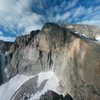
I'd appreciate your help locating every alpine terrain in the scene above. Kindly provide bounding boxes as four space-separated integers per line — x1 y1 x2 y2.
0 23 100 100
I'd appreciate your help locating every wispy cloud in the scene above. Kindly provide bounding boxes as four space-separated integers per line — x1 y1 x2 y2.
0 0 99 42
44 0 100 26
74 5 100 26
79 20 100 26
65 0 79 10
0 36 15 42
0 0 44 35
54 12 70 23
73 6 86 17
0 31 3 35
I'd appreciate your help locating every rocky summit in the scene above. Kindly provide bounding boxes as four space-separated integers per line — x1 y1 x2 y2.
0 23 100 100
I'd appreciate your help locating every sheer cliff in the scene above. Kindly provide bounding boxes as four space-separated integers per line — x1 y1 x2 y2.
0 23 100 100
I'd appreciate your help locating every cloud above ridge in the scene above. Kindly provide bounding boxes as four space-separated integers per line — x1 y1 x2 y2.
0 0 100 41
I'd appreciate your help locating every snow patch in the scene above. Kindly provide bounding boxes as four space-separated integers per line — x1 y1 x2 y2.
0 71 60 100
68 26 73 28
75 32 88 38
75 32 79 34
0 74 31 100
29 71 59 100
96 35 100 41
81 34 87 37
37 71 54 86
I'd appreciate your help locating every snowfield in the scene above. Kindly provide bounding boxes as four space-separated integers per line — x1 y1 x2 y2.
0 75 31 100
0 71 60 100
96 35 100 41
29 71 59 100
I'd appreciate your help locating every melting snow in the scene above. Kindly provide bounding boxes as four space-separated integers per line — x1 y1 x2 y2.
81 34 87 37
0 74 31 100
0 71 60 100
68 26 73 28
96 36 100 41
29 71 59 100
75 32 79 34
75 32 88 38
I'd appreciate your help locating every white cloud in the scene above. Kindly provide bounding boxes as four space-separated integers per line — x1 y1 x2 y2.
94 6 100 12
0 31 3 35
78 20 100 26
0 0 100 38
65 0 79 10
55 12 70 22
50 0 100 26
0 36 15 42
0 0 44 35
66 5 100 26
73 6 86 17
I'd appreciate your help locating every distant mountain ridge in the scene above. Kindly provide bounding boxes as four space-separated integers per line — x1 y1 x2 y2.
63 24 100 38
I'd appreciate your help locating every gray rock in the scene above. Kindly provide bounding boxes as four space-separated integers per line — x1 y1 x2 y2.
1 23 100 99
39 90 73 100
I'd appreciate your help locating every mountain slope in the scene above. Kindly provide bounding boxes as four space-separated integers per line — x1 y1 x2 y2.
0 23 100 100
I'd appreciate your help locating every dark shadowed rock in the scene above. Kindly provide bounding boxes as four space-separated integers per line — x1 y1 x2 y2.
39 90 73 100
0 40 13 84
0 40 13 52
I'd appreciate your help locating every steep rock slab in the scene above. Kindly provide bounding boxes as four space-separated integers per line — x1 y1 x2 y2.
39 23 100 99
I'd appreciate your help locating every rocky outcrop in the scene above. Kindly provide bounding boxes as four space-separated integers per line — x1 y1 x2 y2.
0 55 3 84
39 90 73 100
5 30 40 78
0 30 40 84
0 41 13 84
0 40 13 52
14 30 40 48
38 23 73 52
1 23 100 100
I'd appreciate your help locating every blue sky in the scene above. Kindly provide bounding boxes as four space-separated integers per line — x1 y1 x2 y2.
0 0 100 41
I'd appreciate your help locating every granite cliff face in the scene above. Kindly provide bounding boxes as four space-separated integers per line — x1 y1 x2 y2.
0 23 100 100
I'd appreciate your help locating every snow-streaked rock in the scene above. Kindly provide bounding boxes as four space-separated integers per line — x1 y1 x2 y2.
29 71 59 100
0 74 31 100
81 34 87 37
0 71 60 100
96 35 100 41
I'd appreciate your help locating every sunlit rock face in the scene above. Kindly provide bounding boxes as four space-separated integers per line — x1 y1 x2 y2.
0 23 100 100
38 23 100 99
38 23 73 52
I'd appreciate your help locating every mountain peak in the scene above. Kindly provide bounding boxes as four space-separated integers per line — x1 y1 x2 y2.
0 23 100 100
